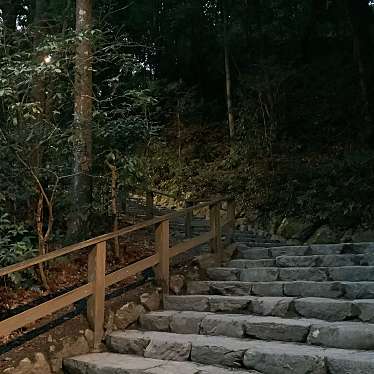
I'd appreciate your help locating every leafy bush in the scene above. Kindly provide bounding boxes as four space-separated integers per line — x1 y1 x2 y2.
0 197 37 286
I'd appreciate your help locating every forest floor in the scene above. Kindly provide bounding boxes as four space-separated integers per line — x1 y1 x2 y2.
0 279 156 371
0 226 158 371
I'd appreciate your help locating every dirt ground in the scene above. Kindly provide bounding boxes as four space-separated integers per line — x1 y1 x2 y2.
0 227 159 372
0 278 155 372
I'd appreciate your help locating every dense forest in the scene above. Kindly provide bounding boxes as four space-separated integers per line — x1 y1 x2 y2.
1 0 374 279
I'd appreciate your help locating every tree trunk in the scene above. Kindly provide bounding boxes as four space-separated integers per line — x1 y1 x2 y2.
223 0 234 140
346 0 374 145
1 0 17 31
300 0 325 63
32 0 49 289
70 0 93 238
36 190 49 289
106 161 120 258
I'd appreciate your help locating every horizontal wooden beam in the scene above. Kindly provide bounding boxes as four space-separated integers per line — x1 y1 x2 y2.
170 232 213 258
0 283 93 338
105 254 159 287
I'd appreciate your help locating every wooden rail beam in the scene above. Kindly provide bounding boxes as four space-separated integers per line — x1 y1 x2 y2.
105 254 159 287
170 232 213 258
0 283 93 338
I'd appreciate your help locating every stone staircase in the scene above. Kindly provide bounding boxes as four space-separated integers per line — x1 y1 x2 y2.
63 228 374 373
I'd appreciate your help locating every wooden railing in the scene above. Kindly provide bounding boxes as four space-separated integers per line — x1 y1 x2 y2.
0 197 235 350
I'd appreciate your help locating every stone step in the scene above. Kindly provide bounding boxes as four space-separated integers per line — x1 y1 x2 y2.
275 253 374 267
139 310 374 349
207 266 374 282
164 294 374 322
106 330 374 374
236 242 285 249
235 247 273 260
228 259 276 268
187 280 374 299
237 243 374 260
63 353 258 374
231 254 374 268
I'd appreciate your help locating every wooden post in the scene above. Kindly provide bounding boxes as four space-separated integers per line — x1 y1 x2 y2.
185 200 193 238
146 191 154 218
155 219 170 294
209 202 222 262
87 241 106 351
227 199 236 243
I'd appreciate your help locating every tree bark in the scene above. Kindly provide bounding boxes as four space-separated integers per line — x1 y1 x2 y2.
300 0 325 63
223 0 235 140
346 0 374 145
1 0 17 31
106 160 120 258
70 0 93 238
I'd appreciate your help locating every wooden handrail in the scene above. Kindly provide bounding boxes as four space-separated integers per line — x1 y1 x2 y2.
0 198 226 277
0 196 235 350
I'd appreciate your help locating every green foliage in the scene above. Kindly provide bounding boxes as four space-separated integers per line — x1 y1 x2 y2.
0 195 37 286
1 0 374 278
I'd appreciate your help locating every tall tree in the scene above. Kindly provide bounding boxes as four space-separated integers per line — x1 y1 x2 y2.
70 0 93 237
223 0 235 140
346 0 374 145
1 0 18 31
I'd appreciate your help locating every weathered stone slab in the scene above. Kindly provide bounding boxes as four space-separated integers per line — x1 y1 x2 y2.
284 281 344 298
353 299 374 322
270 246 309 258
329 266 374 281
144 337 191 361
63 353 165 373
325 350 374 374
207 268 240 281
200 315 245 338
309 244 345 255
279 268 328 281
191 335 251 368
107 330 151 355
276 254 374 268
276 255 316 267
164 295 209 312
251 282 284 297
240 268 279 282
207 295 253 313
294 298 353 321
236 247 270 260
115 302 145 329
228 259 275 268
140 311 174 332
187 282 210 295
209 281 252 296
308 322 374 350
237 242 284 248
243 341 327 374
243 316 310 342
251 297 295 317
343 282 374 299
171 311 209 334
